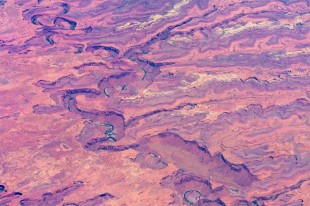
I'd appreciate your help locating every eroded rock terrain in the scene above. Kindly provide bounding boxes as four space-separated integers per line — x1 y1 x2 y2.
0 0 310 205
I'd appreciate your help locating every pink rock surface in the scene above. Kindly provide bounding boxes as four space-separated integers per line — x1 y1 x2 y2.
0 0 310 205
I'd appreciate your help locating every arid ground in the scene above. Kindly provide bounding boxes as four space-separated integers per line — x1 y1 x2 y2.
0 0 310 205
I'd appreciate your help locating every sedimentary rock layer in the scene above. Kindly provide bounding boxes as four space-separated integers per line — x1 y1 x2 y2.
0 0 309 205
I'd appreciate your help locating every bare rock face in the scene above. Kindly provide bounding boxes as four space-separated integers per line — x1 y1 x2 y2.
0 0 309 205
